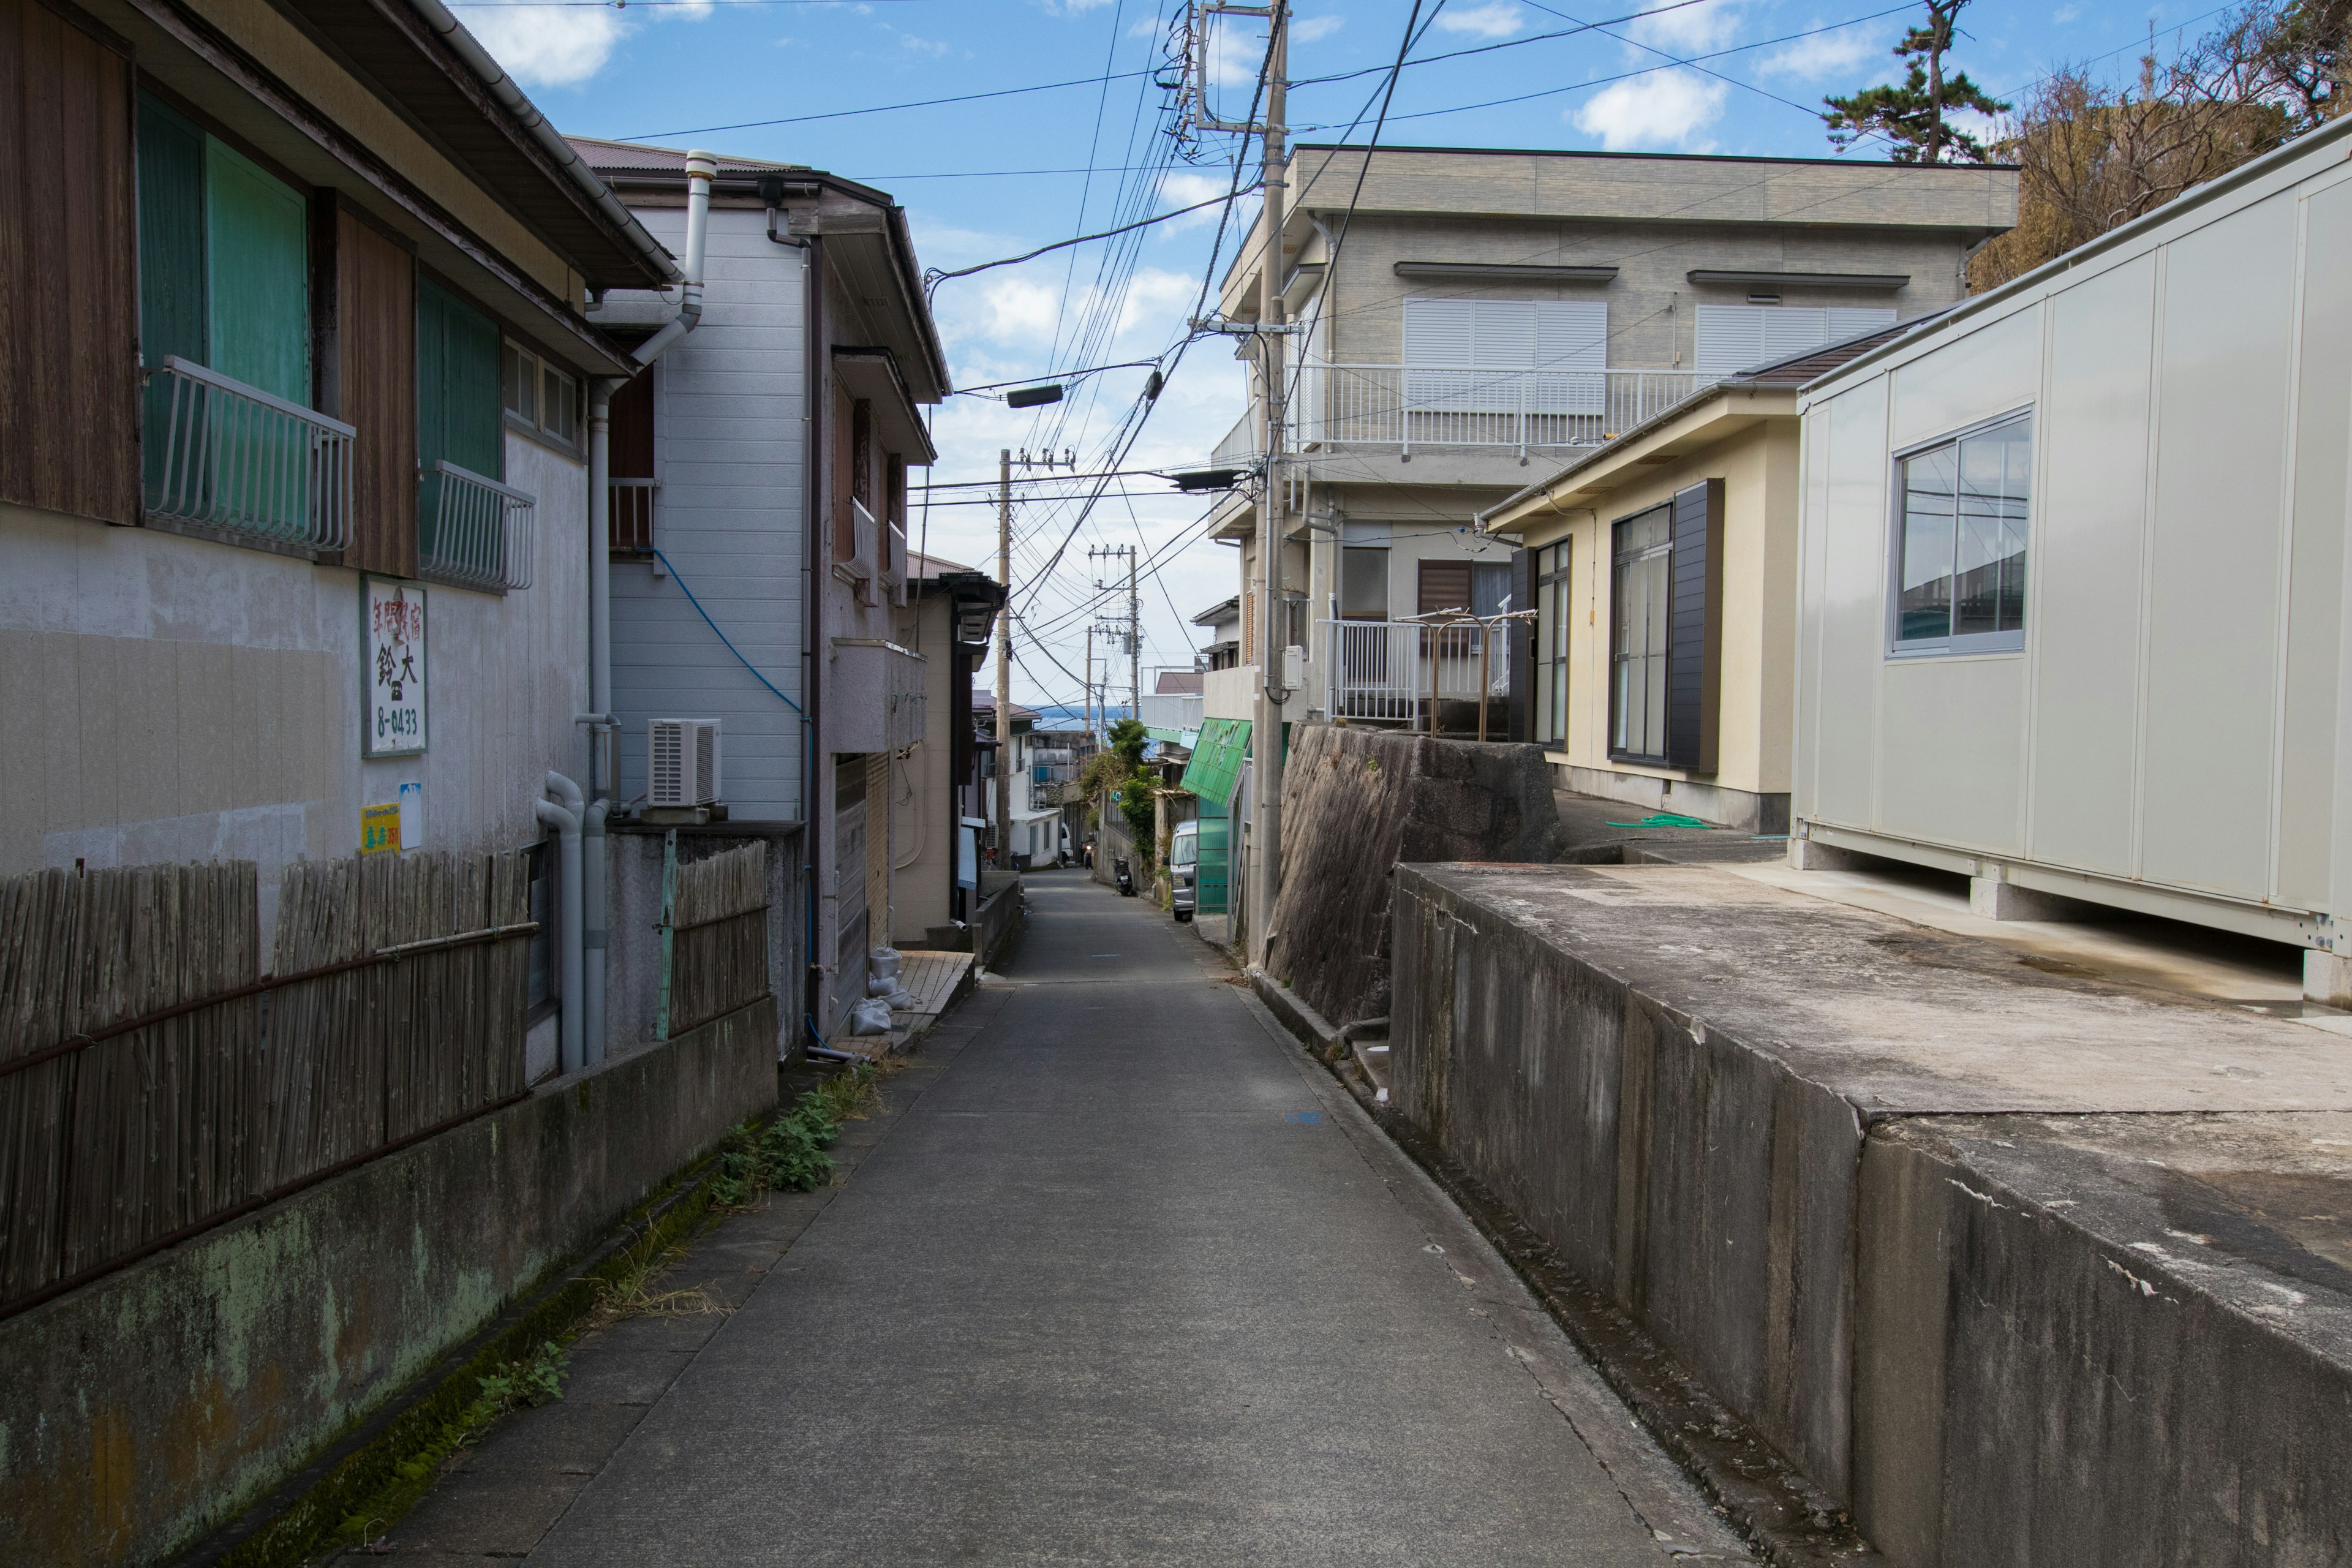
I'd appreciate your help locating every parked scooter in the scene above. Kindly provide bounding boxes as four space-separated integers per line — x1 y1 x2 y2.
1113 856 1136 897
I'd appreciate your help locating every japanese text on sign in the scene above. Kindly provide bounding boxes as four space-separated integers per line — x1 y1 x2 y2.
364 579 427 756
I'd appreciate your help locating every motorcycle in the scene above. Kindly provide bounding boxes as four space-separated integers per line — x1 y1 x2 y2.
1113 856 1136 897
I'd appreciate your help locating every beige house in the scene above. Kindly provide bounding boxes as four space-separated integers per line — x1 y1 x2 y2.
1480 328 1914 831
1205 144 2015 735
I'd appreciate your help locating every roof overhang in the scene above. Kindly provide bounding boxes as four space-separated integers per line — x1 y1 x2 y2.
833 349 938 464
1484 384 1797 533
1687 269 1909 291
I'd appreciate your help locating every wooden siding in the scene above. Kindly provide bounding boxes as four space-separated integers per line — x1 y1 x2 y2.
609 367 654 477
335 207 416 577
0 0 138 525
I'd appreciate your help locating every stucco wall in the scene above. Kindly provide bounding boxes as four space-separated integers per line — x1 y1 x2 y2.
0 429 587 929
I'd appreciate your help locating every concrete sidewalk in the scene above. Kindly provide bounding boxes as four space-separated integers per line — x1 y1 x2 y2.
364 867 1749 1564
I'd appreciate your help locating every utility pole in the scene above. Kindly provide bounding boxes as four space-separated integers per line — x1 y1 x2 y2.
1128 546 1142 722
1250 0 1289 968
1084 625 1094 743
995 447 1012 873
1088 543 1138 726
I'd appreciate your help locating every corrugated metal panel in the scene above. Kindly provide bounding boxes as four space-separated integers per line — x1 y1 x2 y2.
1180 718 1251 807
0 0 138 524
337 207 415 576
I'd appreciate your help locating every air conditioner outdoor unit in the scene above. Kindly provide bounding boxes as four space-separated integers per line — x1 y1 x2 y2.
648 718 722 807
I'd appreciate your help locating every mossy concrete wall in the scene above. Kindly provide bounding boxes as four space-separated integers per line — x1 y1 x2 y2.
0 997 777 1568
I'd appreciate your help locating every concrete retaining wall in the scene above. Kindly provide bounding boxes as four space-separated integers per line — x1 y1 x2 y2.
1390 862 2352 1566
0 998 777 1568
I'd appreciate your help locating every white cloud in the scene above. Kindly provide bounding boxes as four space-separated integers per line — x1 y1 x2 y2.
1434 2 1525 39
1757 27 1883 79
1206 13 1270 86
1626 0 1743 52
466 2 627 88
1572 69 1729 150
1290 13 1345 43
1156 170 1239 232
897 31 951 56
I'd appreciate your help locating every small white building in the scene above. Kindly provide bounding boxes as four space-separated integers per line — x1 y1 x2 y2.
1790 115 2352 1004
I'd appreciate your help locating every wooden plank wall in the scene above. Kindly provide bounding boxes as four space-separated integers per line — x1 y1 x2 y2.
331 205 418 576
0 852 527 1317
0 0 139 525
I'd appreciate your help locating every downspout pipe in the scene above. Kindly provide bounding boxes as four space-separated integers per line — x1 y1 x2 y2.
582 797 609 1065
534 786 584 1076
398 0 682 290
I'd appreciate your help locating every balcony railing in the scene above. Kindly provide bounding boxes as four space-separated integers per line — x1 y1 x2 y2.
420 460 535 592
1213 408 1260 469
1297 363 1703 457
1328 618 1512 726
141 355 353 553
610 477 656 553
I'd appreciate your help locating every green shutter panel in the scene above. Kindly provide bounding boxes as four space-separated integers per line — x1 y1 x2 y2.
415 276 503 558
203 138 309 405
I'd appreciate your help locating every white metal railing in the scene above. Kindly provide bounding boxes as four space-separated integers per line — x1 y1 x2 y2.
142 355 353 552
1297 364 1703 456
1213 409 1260 469
1327 618 1513 727
420 460 535 592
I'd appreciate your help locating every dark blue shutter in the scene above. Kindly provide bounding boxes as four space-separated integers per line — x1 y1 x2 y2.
1665 479 1722 772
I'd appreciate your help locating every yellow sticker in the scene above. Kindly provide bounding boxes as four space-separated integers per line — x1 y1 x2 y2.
361 802 402 856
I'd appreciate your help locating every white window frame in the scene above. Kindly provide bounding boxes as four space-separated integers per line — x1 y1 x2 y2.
1885 407 2034 659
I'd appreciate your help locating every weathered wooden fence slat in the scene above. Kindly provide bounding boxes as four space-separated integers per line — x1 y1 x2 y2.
659 842 770 1039
0 852 528 1317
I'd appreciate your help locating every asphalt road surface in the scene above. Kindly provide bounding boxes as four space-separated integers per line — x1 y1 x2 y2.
382 868 1751 1566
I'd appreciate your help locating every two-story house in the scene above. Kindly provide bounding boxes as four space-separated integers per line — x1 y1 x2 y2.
1203 143 2016 738
971 690 1063 870
574 140 949 1042
1 0 679 1077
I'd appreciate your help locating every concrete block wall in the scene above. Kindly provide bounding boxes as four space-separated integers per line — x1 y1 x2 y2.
1389 861 2352 1565
0 1000 776 1567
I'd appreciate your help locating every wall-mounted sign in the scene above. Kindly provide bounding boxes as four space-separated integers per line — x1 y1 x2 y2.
361 802 401 855
363 578 427 757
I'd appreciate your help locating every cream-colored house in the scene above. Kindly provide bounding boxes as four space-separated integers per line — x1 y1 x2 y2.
1205 144 2015 734
1480 328 1913 831
1790 115 2352 1005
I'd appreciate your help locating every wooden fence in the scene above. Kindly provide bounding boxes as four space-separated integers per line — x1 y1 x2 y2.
657 838 770 1039
0 853 530 1319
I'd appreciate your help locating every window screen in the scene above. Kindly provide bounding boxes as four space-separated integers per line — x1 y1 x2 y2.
1895 415 2030 651
1610 507 1672 761
1403 297 1608 415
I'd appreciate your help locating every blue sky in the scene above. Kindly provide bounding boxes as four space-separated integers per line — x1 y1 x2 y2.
458 0 2230 709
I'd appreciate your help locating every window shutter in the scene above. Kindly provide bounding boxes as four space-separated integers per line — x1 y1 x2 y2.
1693 306 1767 375
1534 301 1607 371
138 96 208 512
1665 478 1723 772
1761 306 1831 360
1828 306 1897 338
1403 298 1476 366
1468 300 1537 369
1417 559 1474 616
205 140 309 406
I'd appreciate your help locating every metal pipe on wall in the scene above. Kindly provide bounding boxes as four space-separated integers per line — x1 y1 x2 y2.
582 797 609 1064
534 783 584 1074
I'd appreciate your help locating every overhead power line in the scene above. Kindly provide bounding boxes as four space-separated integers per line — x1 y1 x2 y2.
925 185 1264 289
627 67 1156 140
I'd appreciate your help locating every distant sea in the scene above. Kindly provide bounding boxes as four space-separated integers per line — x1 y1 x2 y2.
1027 703 1132 734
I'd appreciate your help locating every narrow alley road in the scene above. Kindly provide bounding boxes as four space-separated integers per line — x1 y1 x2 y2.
441 870 1750 1565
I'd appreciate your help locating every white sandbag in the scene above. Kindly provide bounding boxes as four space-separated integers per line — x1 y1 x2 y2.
867 971 898 997
848 997 893 1036
884 987 918 1009
867 946 903 981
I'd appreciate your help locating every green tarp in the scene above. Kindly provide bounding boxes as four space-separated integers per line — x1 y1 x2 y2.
1179 717 1251 807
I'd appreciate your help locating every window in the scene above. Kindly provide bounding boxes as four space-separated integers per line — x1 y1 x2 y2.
502 339 581 450
1537 542 1570 745
1341 547 1389 620
1418 559 1472 617
1693 305 1894 377
1403 297 1608 415
1610 507 1672 762
1893 414 2031 654
1471 561 1512 617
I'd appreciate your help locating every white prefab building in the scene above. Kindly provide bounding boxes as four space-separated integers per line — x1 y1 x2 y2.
1790 116 2352 1003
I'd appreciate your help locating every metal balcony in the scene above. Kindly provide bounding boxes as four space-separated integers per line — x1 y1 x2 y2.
1297 363 1703 458
141 355 353 554
610 477 657 553
1327 619 1511 726
420 460 535 592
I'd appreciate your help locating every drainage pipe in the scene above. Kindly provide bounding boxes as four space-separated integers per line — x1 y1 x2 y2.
632 152 715 367
533 791 584 1075
583 796 610 1064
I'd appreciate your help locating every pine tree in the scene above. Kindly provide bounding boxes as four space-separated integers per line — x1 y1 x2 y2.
1824 0 2011 162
